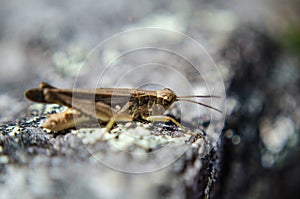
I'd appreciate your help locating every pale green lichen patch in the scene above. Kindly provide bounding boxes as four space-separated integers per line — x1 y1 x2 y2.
73 122 194 154
0 155 9 164
27 104 68 116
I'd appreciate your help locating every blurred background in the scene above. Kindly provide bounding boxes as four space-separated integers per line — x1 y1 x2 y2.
0 0 299 198
0 0 299 121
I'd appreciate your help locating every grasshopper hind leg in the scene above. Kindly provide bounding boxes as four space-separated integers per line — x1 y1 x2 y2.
42 108 90 131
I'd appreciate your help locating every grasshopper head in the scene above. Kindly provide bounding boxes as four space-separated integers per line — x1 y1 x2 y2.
157 88 177 109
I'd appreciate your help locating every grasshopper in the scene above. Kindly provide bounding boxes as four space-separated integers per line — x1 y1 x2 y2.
25 82 222 131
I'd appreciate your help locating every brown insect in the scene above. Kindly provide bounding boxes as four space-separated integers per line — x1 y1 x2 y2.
25 82 222 131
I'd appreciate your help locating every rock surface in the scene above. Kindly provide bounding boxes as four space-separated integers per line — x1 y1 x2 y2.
1 0 300 199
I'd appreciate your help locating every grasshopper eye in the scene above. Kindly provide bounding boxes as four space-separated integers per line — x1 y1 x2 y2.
164 95 174 102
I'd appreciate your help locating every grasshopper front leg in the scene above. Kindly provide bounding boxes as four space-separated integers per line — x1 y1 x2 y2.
142 115 185 131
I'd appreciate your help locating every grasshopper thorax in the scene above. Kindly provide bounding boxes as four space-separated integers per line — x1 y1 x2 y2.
156 88 177 109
